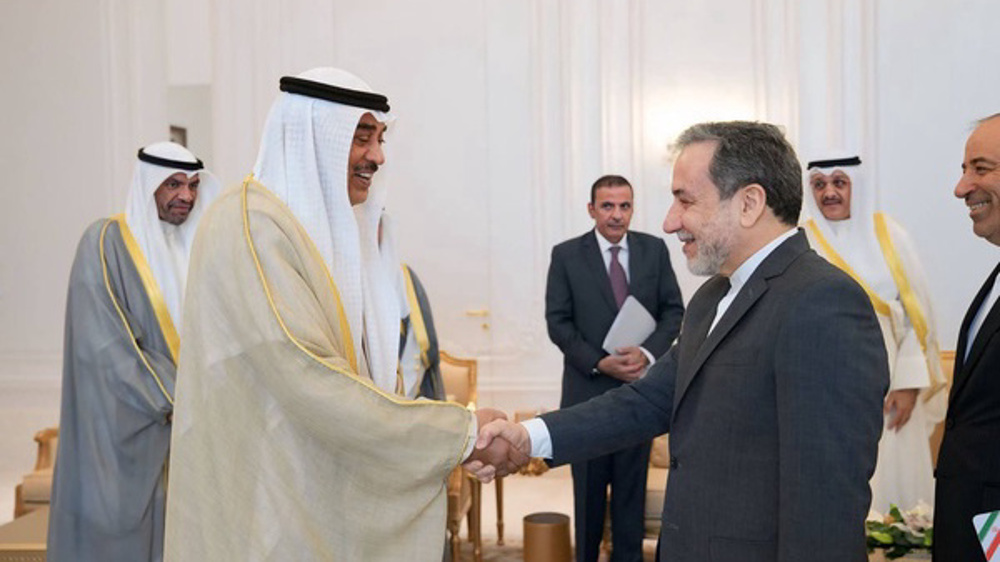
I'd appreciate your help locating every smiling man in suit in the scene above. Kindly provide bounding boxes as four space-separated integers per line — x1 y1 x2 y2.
470 121 888 562
545 174 684 561
934 113 1000 562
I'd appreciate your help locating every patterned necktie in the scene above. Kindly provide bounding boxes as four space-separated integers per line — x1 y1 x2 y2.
609 246 628 309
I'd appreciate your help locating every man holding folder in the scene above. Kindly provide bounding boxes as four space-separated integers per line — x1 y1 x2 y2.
545 174 685 562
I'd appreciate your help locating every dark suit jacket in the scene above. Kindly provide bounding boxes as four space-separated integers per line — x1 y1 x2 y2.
934 262 1000 556
545 229 684 407
938 262 1000 480
541 231 888 562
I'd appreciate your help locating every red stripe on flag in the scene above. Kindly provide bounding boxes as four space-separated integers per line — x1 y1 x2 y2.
987 527 1000 560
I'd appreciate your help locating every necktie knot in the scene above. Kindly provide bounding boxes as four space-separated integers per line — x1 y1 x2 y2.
610 245 621 257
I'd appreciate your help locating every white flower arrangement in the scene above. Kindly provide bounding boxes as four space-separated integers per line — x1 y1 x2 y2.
866 502 933 559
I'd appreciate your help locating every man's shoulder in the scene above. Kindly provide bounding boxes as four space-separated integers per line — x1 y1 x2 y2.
627 230 667 251
73 217 119 260
627 230 664 243
69 217 129 284
783 249 871 302
552 231 594 254
199 181 295 237
79 217 112 242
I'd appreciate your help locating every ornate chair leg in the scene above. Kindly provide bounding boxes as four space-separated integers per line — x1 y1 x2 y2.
469 479 482 562
450 529 460 562
495 476 504 545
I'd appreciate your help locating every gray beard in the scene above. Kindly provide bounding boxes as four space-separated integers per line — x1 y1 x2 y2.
685 210 735 276
686 241 730 276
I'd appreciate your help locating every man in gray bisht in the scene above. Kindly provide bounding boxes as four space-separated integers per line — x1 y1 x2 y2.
47 141 220 562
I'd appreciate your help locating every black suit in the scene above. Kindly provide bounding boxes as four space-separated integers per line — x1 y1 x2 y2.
934 261 1000 562
545 229 684 562
542 231 887 562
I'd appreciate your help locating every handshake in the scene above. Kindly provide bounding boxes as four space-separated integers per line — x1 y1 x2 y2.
463 409 534 483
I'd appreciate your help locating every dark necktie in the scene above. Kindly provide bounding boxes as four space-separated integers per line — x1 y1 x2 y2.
609 246 628 309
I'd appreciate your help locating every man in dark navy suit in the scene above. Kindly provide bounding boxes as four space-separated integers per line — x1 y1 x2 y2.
472 122 888 562
934 113 1000 562
545 174 684 562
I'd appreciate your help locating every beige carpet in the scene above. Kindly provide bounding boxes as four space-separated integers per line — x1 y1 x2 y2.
458 540 525 562
454 465 657 561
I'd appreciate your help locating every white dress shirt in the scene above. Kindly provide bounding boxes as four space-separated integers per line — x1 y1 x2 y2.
595 229 631 282
708 228 797 334
966 269 1000 360
524 228 798 459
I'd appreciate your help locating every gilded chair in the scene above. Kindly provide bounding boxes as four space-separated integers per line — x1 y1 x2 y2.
440 350 483 562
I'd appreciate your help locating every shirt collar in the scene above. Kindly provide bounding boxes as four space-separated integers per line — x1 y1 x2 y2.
594 229 628 253
727 228 797 291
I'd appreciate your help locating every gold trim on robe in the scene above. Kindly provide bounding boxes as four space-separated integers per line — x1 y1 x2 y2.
242 178 360 377
99 219 175 405
805 219 892 317
873 213 947 399
112 214 180 362
402 264 432 368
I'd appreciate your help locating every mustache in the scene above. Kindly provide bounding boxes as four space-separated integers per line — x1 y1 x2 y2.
821 195 843 204
353 163 379 174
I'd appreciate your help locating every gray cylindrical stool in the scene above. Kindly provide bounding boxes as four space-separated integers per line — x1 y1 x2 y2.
523 512 572 562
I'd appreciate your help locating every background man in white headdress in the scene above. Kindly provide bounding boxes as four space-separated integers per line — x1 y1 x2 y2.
164 68 523 561
802 153 946 514
48 141 221 562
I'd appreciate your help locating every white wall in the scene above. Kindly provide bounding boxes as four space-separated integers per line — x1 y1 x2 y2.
167 85 213 166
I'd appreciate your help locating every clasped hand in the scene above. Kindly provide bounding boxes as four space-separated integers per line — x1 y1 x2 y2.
597 346 649 382
463 409 533 483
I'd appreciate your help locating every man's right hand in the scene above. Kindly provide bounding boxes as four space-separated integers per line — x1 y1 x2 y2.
463 420 532 483
597 353 644 382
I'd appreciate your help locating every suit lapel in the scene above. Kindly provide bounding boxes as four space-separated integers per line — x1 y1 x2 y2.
951 262 1000 402
673 231 808 414
673 276 730 410
674 276 770 412
582 231 618 311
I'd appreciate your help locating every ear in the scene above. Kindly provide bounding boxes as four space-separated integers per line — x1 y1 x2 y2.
738 183 767 227
587 202 597 219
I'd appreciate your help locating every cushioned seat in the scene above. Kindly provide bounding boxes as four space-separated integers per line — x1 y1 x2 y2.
14 428 58 518
644 466 667 538
20 468 53 505
644 434 669 539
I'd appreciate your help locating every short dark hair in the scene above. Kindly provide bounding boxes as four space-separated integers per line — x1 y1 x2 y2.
590 174 633 203
673 121 802 226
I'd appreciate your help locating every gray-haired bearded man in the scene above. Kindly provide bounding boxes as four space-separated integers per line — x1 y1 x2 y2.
470 121 888 562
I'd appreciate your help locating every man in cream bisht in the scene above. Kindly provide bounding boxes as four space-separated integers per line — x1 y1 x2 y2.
165 68 520 561
48 142 220 562
803 153 946 514
380 212 446 400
